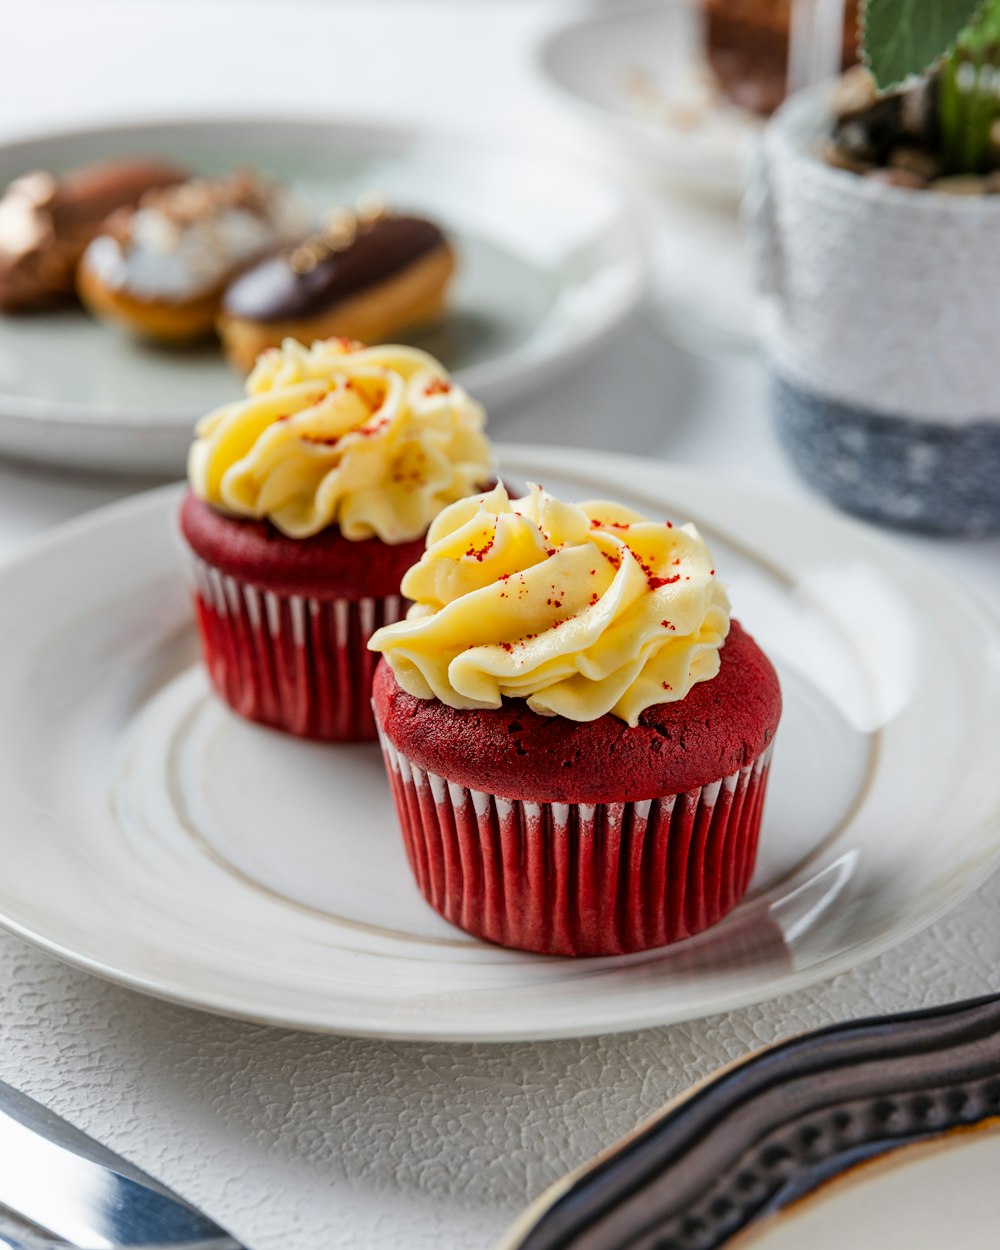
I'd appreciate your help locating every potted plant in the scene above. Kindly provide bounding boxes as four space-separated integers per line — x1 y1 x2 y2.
753 0 1000 535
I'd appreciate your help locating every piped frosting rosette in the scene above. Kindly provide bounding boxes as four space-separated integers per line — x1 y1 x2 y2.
180 337 493 743
369 482 731 725
188 338 492 542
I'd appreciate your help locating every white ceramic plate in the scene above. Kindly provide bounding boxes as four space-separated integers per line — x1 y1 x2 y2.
537 0 760 198
0 445 998 1041
0 119 643 474
504 995 1000 1247
741 1127 1000 1250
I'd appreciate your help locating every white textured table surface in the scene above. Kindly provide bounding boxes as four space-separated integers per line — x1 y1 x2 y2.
2 4 1000 1249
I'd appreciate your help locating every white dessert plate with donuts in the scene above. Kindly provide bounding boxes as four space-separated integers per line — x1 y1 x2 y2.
0 118 644 475
0 445 998 1041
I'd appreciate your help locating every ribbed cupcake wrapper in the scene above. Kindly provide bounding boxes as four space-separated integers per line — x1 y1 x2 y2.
187 552 406 742
376 718 774 956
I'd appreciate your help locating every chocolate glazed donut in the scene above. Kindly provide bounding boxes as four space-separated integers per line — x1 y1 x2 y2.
218 212 455 371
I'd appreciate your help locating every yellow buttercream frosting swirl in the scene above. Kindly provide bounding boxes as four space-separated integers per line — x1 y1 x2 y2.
369 483 731 726
187 338 492 542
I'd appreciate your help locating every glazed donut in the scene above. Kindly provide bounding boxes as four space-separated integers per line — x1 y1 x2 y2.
77 169 308 344
0 158 186 312
218 206 455 373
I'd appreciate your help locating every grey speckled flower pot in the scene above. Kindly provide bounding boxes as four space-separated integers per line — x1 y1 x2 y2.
751 88 1000 536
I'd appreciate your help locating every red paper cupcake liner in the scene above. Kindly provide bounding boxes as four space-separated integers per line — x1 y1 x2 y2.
376 716 774 956
186 552 406 741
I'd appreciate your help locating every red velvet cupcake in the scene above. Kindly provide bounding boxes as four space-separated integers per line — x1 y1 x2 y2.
179 337 492 741
369 483 781 956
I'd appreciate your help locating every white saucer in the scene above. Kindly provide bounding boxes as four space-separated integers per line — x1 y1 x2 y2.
537 0 760 199
744 1126 1000 1250
0 118 643 474
0 445 997 1040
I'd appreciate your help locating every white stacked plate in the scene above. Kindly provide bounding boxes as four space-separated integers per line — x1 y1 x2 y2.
0 446 997 1040
0 118 644 473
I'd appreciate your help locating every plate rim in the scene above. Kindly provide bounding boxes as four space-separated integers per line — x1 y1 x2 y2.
0 112 646 432
500 992 1000 1248
0 444 999 1040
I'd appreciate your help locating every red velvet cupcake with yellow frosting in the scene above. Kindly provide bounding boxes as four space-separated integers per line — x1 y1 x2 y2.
179 337 492 742
369 484 781 956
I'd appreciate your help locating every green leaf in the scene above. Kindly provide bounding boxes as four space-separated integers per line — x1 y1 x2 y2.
862 0 991 89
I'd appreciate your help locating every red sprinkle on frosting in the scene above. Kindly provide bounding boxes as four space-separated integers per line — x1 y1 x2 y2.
464 523 497 562
356 415 390 438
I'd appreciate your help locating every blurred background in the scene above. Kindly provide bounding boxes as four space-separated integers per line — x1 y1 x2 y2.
0 0 768 499
1 0 997 569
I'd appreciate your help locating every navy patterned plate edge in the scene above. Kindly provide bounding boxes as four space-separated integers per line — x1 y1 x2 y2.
501 994 1000 1250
